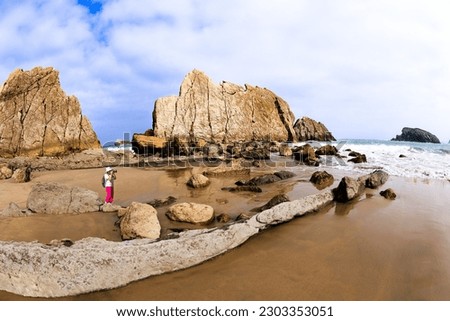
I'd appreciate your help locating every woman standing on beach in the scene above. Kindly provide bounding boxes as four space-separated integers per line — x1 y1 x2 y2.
104 167 117 203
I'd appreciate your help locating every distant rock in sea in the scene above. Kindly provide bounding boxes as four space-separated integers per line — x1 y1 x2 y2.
152 69 334 143
0 67 100 157
391 127 440 144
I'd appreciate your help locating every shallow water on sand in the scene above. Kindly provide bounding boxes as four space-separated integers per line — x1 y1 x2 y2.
1 167 450 300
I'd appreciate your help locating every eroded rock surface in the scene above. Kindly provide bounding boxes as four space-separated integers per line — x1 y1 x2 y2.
0 67 100 157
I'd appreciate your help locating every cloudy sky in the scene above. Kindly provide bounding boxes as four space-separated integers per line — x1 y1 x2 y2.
1 0 449 144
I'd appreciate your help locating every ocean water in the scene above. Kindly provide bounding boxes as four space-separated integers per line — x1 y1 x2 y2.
294 139 450 180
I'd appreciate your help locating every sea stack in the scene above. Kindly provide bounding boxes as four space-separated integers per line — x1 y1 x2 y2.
152 69 297 143
391 127 440 144
0 67 100 157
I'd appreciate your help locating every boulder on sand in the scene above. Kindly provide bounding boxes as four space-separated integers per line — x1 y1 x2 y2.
119 202 161 240
333 176 365 203
27 183 102 214
310 171 334 188
166 202 215 224
187 174 210 188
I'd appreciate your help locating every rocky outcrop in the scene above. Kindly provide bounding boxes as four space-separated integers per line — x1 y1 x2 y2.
0 67 100 157
119 202 161 240
27 183 102 214
391 127 440 144
293 117 336 142
152 69 297 143
0 189 334 298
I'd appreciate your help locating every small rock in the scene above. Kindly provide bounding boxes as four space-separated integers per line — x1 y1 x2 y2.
348 154 367 163
0 202 33 217
315 145 338 156
274 171 296 180
399 154 407 158
166 202 215 224
236 174 281 186
187 173 211 188
12 166 32 183
221 186 263 193
148 196 177 208
253 194 290 212
236 212 252 221
380 188 397 200
47 238 74 247
101 203 123 212
279 144 293 157
310 171 334 186
0 166 13 180
216 213 231 223
364 170 389 188
333 176 365 202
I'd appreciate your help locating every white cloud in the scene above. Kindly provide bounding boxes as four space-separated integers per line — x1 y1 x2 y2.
0 0 449 142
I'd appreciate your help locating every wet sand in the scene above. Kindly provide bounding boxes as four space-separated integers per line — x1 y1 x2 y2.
1 165 450 300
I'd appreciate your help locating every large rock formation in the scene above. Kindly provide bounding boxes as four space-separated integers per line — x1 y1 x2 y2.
152 69 297 143
293 117 336 141
391 127 440 144
0 67 100 157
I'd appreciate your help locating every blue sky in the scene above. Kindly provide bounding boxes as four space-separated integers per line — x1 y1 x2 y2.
1 0 449 144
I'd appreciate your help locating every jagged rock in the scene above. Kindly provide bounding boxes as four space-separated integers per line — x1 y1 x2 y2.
293 117 336 141
236 174 281 186
310 171 334 188
380 188 397 200
27 183 102 214
0 202 33 217
0 166 13 179
186 174 211 188
120 202 161 240
293 144 319 166
279 144 293 156
0 67 100 157
11 166 32 183
253 194 290 212
166 202 215 224
132 133 166 154
221 186 263 193
348 154 367 163
362 170 389 188
152 69 297 143
333 176 365 202
391 127 440 144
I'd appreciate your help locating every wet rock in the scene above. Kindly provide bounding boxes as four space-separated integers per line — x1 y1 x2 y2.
380 188 397 200
236 212 252 221
333 176 365 203
0 202 33 217
47 239 74 247
363 170 389 188
148 196 177 208
274 170 296 180
27 183 102 214
216 213 231 223
236 174 281 186
279 144 293 157
399 154 407 158
293 144 319 166
203 162 250 176
11 166 32 183
348 151 361 157
253 194 290 212
166 202 215 224
348 154 367 163
221 186 263 193
120 202 161 240
310 171 334 188
186 173 211 188
315 144 338 156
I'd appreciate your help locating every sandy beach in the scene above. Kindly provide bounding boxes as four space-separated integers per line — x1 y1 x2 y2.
1 164 450 301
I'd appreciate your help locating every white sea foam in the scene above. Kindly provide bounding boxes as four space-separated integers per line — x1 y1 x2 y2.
293 139 450 180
